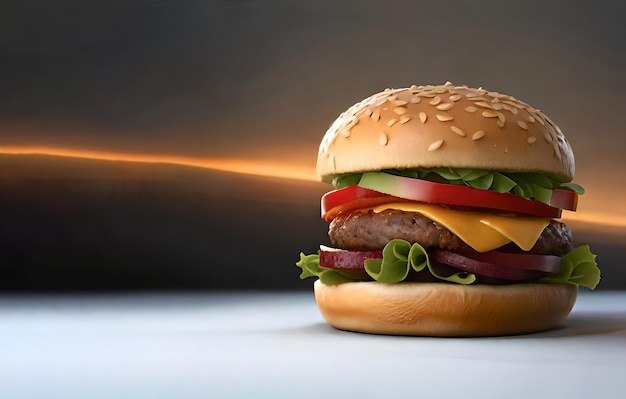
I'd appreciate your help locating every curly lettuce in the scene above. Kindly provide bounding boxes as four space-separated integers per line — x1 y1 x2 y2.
363 239 475 284
296 253 370 285
296 240 600 289
331 168 585 205
539 245 600 289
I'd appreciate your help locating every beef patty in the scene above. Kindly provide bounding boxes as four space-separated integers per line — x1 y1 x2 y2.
329 209 573 256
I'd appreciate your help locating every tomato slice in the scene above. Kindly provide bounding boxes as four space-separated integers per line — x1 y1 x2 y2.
551 187 578 211
322 185 387 213
359 173 576 216
322 174 578 220
360 173 577 214
321 185 409 221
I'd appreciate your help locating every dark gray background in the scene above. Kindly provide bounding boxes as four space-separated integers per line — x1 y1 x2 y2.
0 0 624 290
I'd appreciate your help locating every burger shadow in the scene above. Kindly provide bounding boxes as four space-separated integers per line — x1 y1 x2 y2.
494 312 626 340
275 314 626 340
275 322 344 335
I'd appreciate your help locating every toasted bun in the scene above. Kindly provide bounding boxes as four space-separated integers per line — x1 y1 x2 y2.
317 82 574 183
314 280 577 336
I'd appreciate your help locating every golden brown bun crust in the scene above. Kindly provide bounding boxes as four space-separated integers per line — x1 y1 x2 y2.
314 280 577 336
317 83 575 182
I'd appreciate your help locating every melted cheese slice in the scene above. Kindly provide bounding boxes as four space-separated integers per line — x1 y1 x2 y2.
370 202 550 253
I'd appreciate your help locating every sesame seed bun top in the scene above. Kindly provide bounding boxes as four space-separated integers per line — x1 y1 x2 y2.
316 82 575 183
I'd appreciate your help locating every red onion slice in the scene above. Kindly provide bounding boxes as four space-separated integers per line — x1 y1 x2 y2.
319 246 382 270
429 249 557 281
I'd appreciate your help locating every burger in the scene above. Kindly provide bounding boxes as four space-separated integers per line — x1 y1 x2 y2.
296 82 600 337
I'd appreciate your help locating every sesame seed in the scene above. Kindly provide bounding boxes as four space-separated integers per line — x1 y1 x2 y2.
363 108 372 117
411 96 421 104
393 100 408 106
387 118 398 127
543 116 557 130
419 112 427 123
492 102 504 110
497 119 505 128
436 112 454 121
394 107 407 115
510 107 519 115
428 139 444 151
544 132 553 143
527 136 537 144
451 126 466 136
371 109 380 122
341 129 350 138
436 102 454 111
472 130 486 140
362 97 372 105
496 112 506 124
469 96 488 102
503 100 525 109
399 115 412 124
535 115 545 126
388 94 398 101
449 94 462 102
517 120 528 130
345 117 358 130
528 115 536 123
429 96 442 105
379 131 388 146
476 101 493 109
444 81 453 86
375 97 388 106
482 110 499 118
465 106 477 113
410 84 419 90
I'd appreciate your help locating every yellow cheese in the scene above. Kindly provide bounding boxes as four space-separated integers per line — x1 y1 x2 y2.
370 202 550 253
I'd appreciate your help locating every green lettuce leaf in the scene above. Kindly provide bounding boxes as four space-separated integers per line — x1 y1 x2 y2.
540 245 600 289
296 243 600 288
560 182 585 194
296 240 477 285
331 173 362 189
332 168 584 205
363 239 412 283
296 252 369 285
364 239 476 284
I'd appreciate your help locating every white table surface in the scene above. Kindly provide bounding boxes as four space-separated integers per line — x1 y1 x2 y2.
1 290 625 399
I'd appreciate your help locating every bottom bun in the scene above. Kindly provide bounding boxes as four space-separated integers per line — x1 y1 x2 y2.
314 280 577 337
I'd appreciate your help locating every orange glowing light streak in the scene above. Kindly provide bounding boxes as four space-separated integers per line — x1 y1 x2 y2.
1 146 626 230
0 145 318 182
561 212 626 230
